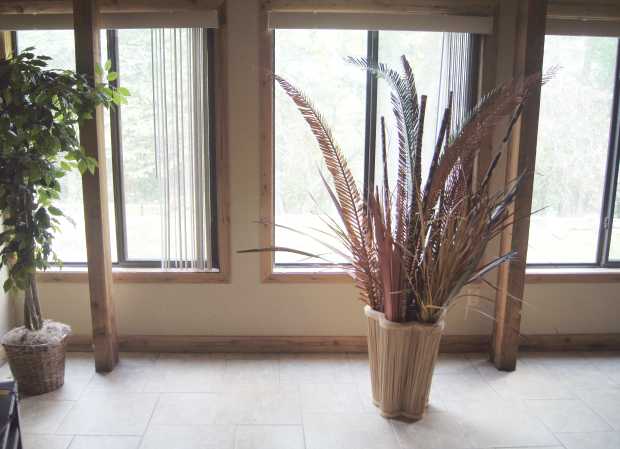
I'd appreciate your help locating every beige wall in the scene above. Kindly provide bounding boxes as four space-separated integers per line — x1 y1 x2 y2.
32 0 620 339
0 264 15 337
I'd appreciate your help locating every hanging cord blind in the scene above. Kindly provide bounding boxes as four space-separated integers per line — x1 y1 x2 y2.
436 33 478 137
151 28 213 270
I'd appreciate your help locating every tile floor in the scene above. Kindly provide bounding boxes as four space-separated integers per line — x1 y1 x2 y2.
1 351 618 449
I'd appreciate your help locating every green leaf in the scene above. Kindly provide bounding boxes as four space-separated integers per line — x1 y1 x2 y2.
48 206 63 216
3 279 13 293
104 59 112 71
77 160 88 175
107 71 118 82
95 64 103 76
117 86 130 96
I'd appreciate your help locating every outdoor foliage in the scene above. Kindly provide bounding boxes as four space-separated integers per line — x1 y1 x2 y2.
249 56 544 323
0 49 128 330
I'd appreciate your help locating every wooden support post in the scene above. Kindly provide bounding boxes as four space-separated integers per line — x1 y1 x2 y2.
73 0 119 372
0 31 12 58
491 0 547 371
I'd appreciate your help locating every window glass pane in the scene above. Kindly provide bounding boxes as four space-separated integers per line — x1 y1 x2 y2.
274 29 367 265
529 36 617 264
609 175 620 260
375 31 444 191
116 29 160 260
16 31 118 264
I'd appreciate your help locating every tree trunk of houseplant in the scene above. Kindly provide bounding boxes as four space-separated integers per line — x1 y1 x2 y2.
365 305 444 420
2 194 70 396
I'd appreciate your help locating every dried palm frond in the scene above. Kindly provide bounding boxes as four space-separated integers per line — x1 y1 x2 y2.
244 57 544 324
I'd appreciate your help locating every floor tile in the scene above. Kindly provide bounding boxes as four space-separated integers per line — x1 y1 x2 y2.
142 354 226 393
279 353 354 384
300 383 364 413
56 391 158 435
234 425 304 449
556 431 620 449
22 434 73 449
303 412 400 449
223 354 279 386
150 393 219 426
433 372 501 403
392 411 473 449
27 376 92 402
68 436 141 449
583 352 620 384
575 387 620 430
476 361 574 400
140 425 235 449
87 353 159 393
525 399 612 432
63 353 97 379
215 384 302 425
19 398 74 434
435 354 477 375
0 363 13 381
443 398 559 448
347 354 373 386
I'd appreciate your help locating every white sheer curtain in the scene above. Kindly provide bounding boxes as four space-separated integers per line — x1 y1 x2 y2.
151 28 212 270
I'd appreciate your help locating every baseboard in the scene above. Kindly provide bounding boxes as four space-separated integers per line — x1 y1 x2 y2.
66 333 620 354
519 333 620 351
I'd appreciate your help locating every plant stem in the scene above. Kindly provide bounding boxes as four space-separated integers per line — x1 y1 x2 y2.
24 275 42 331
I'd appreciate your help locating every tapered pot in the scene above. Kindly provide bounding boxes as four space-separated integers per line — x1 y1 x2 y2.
3 337 68 396
365 305 444 420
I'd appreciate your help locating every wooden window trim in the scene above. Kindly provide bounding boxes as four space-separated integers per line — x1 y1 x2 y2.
263 267 620 284
37 267 228 283
14 13 231 283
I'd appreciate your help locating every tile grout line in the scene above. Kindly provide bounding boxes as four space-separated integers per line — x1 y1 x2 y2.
136 387 162 449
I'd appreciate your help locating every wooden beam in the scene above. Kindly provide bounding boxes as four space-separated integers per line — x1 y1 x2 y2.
73 0 118 372
491 0 547 371
0 0 224 14
547 0 620 22
258 6 275 283
263 0 495 16
0 31 11 58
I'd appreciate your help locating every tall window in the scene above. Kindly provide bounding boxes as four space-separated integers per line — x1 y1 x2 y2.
529 35 620 266
15 28 219 269
273 29 477 267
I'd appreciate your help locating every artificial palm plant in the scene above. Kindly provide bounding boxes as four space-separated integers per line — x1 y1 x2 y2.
273 56 543 324
254 56 544 419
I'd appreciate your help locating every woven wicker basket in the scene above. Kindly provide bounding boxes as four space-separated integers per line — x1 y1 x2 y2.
3 337 68 396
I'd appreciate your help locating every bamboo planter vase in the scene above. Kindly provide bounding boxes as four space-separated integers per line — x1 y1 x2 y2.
365 305 444 420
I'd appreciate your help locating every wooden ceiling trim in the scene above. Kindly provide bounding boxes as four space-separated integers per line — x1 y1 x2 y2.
262 0 496 17
0 0 225 15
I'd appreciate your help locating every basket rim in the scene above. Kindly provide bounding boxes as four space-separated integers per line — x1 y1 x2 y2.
2 335 69 350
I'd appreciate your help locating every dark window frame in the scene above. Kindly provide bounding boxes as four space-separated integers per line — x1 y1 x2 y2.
528 38 620 269
14 28 220 270
272 29 479 270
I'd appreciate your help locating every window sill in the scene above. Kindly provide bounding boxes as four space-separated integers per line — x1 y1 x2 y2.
37 267 229 284
266 267 620 284
524 267 620 283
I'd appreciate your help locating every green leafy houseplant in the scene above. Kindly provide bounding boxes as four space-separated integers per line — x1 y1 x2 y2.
0 49 127 338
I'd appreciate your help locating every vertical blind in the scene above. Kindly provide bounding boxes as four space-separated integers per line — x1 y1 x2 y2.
436 33 478 137
151 28 213 270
